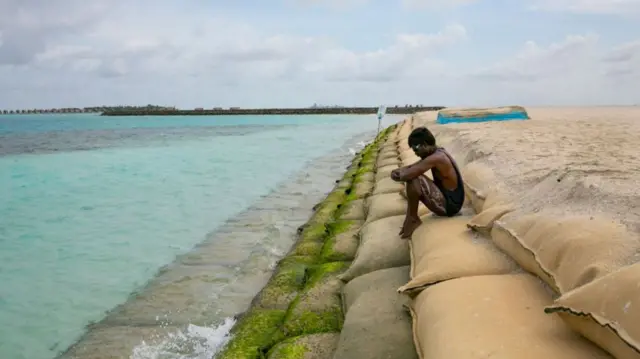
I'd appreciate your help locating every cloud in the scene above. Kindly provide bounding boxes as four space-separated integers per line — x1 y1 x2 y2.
602 40 640 77
472 34 600 81
529 0 640 15
0 0 115 65
402 0 477 9
14 8 468 84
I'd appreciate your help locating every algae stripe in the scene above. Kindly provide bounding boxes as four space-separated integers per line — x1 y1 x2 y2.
215 124 397 359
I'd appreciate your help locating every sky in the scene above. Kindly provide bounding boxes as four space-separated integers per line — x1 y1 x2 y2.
0 0 639 109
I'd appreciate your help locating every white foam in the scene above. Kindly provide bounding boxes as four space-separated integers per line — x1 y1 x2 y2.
130 317 236 359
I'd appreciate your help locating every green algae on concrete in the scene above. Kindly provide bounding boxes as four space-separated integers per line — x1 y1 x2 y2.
267 333 341 359
320 220 363 262
334 198 366 221
281 262 349 337
216 309 287 359
253 256 317 310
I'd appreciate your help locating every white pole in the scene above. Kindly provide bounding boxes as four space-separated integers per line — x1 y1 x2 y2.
376 105 386 138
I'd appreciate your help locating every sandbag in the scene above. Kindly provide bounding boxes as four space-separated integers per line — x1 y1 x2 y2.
334 267 417 359
267 333 340 359
342 266 410 314
491 213 640 294
377 156 400 168
321 227 360 262
339 216 410 282
374 164 399 182
372 177 405 196
409 273 613 359
337 199 366 221
467 202 515 236
378 148 398 161
546 262 640 359
460 161 495 213
365 193 428 224
398 215 518 295
401 156 420 167
283 263 347 337
399 149 415 161
253 256 314 310
349 180 374 200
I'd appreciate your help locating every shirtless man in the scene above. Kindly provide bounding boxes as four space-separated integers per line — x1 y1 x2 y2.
391 126 465 238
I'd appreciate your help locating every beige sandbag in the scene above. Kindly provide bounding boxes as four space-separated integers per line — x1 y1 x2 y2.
349 180 374 200
378 147 398 159
491 213 640 294
337 199 366 221
365 193 428 224
409 273 613 359
546 262 640 359
338 215 410 282
398 215 518 295
399 149 415 161
283 263 347 337
402 156 420 167
334 266 418 359
374 164 399 182
398 142 410 152
460 161 495 213
321 228 360 262
268 333 340 359
377 156 400 168
467 203 515 236
342 266 410 314
372 177 405 196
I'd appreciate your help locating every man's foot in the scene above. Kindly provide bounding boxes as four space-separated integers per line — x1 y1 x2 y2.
399 216 409 236
400 216 422 239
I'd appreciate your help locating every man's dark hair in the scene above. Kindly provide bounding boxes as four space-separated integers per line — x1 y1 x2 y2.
408 127 436 147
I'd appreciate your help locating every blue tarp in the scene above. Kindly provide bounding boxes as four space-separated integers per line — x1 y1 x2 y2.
436 110 529 124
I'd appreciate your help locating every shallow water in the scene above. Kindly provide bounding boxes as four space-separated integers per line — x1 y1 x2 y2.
0 114 401 359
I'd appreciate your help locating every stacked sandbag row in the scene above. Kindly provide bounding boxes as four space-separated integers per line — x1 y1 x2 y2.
329 117 423 359
215 125 397 359
397 142 639 358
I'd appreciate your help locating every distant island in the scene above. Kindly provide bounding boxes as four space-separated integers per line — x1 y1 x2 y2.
0 105 173 115
1 104 445 116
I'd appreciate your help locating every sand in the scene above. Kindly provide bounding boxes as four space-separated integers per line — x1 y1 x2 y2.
415 107 640 233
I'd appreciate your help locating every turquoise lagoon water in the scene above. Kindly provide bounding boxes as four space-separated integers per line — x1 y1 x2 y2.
0 114 400 359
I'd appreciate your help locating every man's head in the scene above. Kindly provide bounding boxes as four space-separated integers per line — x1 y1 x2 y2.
408 126 437 158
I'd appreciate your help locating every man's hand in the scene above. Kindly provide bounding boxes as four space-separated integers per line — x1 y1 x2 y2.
391 168 403 182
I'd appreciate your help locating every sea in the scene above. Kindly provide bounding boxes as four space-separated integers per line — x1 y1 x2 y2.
0 113 401 359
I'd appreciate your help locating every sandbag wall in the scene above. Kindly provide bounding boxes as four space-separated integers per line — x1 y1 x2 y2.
215 124 397 359
330 116 423 359
394 114 640 359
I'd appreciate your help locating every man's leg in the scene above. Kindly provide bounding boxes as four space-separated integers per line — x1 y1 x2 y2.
400 176 447 239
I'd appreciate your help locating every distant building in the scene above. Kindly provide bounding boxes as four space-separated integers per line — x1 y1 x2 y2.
229 107 240 110
194 107 204 111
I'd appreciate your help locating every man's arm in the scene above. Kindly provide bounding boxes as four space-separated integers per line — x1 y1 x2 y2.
392 155 439 182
